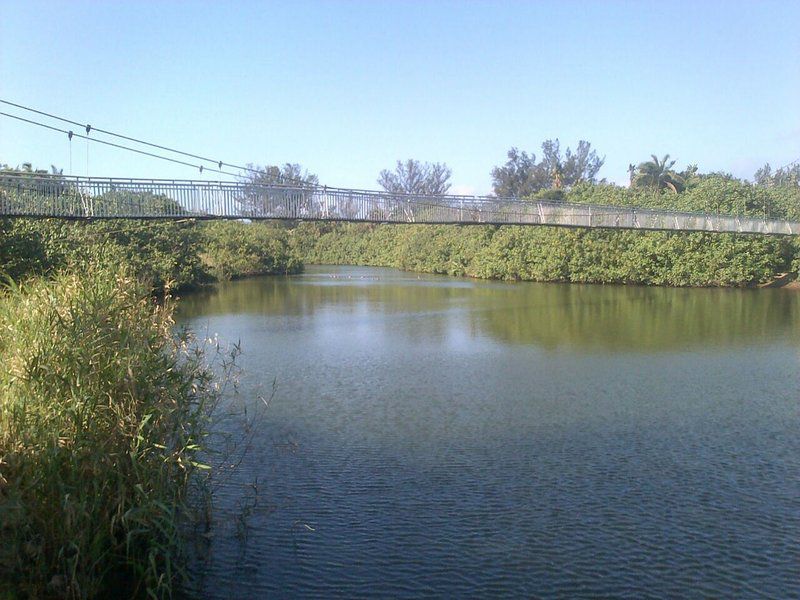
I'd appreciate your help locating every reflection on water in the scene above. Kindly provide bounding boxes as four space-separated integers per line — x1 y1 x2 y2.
179 266 800 598
179 266 800 352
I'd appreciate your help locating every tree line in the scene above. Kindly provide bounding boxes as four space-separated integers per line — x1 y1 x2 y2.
369 141 799 203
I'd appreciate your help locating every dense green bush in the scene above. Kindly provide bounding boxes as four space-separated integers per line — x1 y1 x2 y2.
200 221 303 280
567 177 800 219
0 218 303 290
0 219 58 281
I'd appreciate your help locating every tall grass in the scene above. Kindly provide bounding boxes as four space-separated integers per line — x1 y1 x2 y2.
0 260 220 598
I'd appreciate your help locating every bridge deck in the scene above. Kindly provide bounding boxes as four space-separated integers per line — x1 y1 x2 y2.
1 174 797 236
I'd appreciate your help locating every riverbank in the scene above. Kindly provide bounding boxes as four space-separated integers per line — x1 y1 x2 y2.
291 222 798 287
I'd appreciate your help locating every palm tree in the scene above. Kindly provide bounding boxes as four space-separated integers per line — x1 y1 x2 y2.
632 154 685 193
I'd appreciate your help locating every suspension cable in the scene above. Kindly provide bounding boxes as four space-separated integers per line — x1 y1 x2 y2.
1 111 240 177
0 99 317 186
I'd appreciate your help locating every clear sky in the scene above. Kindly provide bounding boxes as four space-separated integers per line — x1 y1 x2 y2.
1 0 798 194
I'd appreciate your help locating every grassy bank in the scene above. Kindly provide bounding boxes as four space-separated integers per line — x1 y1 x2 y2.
0 261 220 598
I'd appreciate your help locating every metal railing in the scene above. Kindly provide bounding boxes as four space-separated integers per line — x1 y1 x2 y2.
0 173 797 235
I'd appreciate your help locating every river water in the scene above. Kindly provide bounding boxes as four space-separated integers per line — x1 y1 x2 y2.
178 265 800 599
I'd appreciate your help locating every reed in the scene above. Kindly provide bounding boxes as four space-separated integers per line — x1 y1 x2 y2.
0 259 219 598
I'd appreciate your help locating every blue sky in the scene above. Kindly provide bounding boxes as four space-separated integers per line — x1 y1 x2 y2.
1 0 798 194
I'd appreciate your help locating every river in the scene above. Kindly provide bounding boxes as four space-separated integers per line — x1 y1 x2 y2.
177 265 800 599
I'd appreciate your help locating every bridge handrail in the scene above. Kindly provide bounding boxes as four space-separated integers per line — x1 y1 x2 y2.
0 172 789 224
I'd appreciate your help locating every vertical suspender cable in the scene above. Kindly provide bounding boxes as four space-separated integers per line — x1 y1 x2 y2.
68 130 73 175
85 124 91 177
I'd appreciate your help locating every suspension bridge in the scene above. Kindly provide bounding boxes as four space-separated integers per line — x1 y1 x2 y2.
1 172 798 236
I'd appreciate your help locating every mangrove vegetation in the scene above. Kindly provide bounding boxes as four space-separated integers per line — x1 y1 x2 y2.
291 146 800 287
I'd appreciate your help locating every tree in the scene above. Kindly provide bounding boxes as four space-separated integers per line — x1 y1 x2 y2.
0 162 62 177
491 148 549 197
754 163 774 186
377 159 452 222
377 159 452 196
631 154 686 193
237 163 318 218
680 163 699 188
242 163 318 188
491 140 604 198
754 162 800 187
540 139 605 189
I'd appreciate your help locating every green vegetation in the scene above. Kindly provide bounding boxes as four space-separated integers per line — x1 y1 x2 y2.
201 221 302 281
293 222 791 287
0 261 217 598
0 217 303 291
305 145 792 288
0 216 298 598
